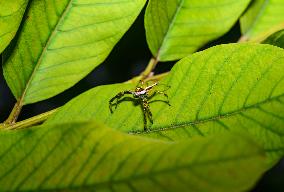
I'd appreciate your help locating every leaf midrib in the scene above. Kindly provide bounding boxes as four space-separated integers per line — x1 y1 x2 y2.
156 0 184 60
130 93 284 135
19 0 73 104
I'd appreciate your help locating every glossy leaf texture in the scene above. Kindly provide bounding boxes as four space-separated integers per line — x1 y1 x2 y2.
0 0 28 54
47 43 284 165
3 0 145 104
0 122 268 191
262 29 284 49
144 0 251 61
240 0 284 41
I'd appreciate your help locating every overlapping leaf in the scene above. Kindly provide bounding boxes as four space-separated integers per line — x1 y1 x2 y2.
262 29 284 49
240 0 284 41
47 43 284 165
0 0 28 54
3 0 145 104
0 121 267 191
145 0 250 61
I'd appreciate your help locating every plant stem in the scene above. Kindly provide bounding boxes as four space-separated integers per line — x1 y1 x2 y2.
1 108 58 130
140 57 159 80
146 72 169 81
238 35 249 43
125 72 169 84
4 100 23 125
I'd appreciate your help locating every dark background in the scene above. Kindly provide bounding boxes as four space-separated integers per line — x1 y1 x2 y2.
0 7 283 192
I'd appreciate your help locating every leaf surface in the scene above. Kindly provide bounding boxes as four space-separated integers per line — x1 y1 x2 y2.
240 0 284 41
0 122 267 191
0 0 28 53
3 0 145 104
262 29 284 49
145 0 250 61
47 43 284 165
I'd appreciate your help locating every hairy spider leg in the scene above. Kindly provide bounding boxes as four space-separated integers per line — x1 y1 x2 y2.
109 90 133 113
137 80 158 89
141 101 147 130
156 83 171 92
162 84 171 91
141 98 153 130
145 82 158 92
146 104 153 124
152 90 171 106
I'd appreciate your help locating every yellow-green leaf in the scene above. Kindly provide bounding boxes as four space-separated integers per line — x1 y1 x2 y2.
47 43 284 165
0 122 267 191
240 0 284 41
0 0 28 53
145 0 251 61
3 0 145 104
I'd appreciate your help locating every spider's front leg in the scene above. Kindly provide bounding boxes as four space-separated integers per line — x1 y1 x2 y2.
109 91 132 113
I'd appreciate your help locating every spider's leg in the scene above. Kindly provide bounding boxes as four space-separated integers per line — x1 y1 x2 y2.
142 99 153 131
158 84 171 91
145 99 153 124
109 91 132 113
147 106 153 124
151 91 171 106
141 99 148 131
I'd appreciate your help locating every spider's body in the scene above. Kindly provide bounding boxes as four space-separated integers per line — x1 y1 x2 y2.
109 81 170 130
133 82 157 97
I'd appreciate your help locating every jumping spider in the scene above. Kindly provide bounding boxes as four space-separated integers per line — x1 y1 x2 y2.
109 80 171 131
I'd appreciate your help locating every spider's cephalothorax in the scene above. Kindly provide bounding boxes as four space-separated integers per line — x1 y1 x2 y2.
109 80 171 131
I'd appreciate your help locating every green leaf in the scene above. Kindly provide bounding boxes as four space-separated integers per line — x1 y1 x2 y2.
47 43 284 165
240 0 284 41
0 0 29 54
3 0 145 104
0 121 268 191
145 0 251 61
262 29 284 49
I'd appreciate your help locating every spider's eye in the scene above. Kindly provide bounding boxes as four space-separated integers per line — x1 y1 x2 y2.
136 87 143 92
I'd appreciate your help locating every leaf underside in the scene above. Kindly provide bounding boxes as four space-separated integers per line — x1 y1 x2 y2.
47 43 284 165
263 29 284 49
240 0 284 40
3 0 145 104
145 0 250 61
0 0 28 54
0 122 267 191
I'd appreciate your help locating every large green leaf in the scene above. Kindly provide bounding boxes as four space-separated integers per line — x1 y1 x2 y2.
47 43 284 164
3 0 145 104
145 0 250 61
0 121 268 191
262 29 284 49
0 0 28 54
240 0 284 41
